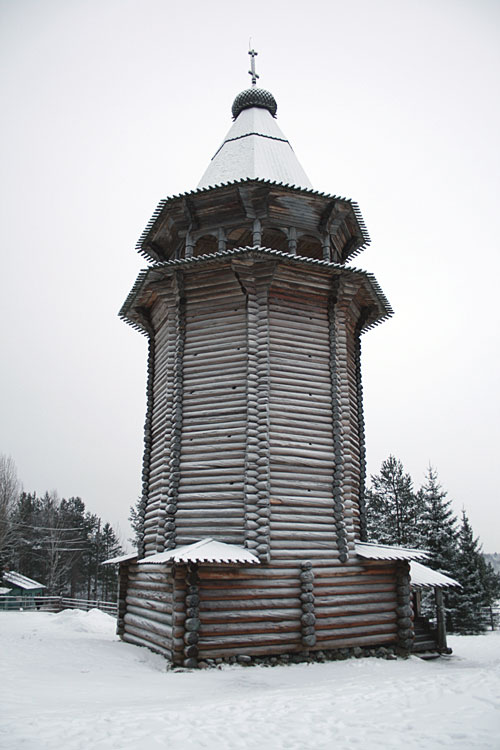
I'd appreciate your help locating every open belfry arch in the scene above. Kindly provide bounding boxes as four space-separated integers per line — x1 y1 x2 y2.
116 52 428 666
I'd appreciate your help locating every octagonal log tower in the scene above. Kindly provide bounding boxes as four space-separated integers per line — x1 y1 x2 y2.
117 74 422 666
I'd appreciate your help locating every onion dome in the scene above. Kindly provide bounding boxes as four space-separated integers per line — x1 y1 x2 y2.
232 87 277 119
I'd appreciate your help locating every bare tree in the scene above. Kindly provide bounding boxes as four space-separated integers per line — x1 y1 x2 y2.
0 454 20 572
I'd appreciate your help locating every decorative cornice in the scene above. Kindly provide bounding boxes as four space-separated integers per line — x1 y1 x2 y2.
135 178 371 262
120 247 393 335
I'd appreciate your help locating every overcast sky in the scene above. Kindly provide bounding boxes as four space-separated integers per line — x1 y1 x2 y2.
1 0 499 552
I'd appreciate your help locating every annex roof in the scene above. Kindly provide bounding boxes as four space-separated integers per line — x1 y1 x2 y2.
409 561 461 590
101 552 138 566
198 101 312 190
138 538 260 565
355 542 429 562
0 587 12 595
3 571 46 590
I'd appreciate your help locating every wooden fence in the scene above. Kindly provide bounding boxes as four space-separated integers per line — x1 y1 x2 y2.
0 595 117 616
481 605 500 631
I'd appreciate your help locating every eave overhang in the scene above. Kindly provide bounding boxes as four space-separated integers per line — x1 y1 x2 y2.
138 538 260 565
119 246 393 335
355 542 430 562
136 178 370 265
409 561 461 590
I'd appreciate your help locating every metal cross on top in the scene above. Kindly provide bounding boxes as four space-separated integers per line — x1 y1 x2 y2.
248 48 259 86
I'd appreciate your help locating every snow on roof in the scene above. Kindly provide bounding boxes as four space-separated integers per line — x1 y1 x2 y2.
410 561 461 589
101 552 138 566
198 107 312 190
139 538 260 565
355 542 429 562
0 587 12 595
3 571 46 590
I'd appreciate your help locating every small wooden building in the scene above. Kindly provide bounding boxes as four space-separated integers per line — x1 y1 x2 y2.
0 571 46 609
117 67 429 666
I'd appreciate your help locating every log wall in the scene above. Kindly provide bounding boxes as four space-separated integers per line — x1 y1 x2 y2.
189 560 398 659
268 269 337 562
176 268 248 545
122 255 401 662
122 562 174 659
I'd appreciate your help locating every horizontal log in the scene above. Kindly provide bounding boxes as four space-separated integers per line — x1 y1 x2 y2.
314 611 397 628
201 609 302 625
127 605 173 626
316 622 396 638
315 593 397 607
198 632 299 649
315 633 397 650
127 566 171 579
124 612 173 638
126 595 172 613
200 597 300 611
198 642 300 659
270 523 336 533
126 581 172 594
122 629 172 659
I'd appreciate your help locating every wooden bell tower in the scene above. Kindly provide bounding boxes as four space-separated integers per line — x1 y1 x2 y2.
116 56 424 666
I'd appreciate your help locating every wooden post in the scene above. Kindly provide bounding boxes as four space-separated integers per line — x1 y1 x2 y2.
162 271 185 550
322 232 330 262
355 308 371 542
395 562 414 656
233 260 276 563
300 561 316 649
139 325 154 559
328 277 348 563
185 230 194 258
435 587 448 652
218 227 226 253
252 218 262 246
288 226 297 255
183 563 200 668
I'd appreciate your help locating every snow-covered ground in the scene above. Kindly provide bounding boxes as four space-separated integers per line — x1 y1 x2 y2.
1 610 499 750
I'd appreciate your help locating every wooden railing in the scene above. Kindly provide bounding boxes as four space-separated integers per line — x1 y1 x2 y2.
481 605 500 631
0 595 117 616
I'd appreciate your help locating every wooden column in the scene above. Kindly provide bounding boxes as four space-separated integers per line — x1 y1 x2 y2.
139 324 154 559
355 308 371 542
183 563 200 668
395 562 414 655
116 560 132 637
161 271 186 550
300 561 316 649
435 588 448 652
233 260 276 563
328 278 349 563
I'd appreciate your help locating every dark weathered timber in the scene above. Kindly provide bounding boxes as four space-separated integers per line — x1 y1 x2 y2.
118 113 400 664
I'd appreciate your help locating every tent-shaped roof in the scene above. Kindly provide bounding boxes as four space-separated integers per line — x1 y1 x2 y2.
3 571 46 590
198 89 312 190
138 538 260 565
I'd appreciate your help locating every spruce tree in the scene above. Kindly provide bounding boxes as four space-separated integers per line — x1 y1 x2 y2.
448 510 486 633
417 466 458 574
365 456 424 547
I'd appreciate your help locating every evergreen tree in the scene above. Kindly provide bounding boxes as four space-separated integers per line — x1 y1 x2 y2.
100 522 122 600
365 456 424 547
128 497 142 550
0 455 20 575
448 510 486 633
8 489 122 599
478 556 500 610
417 466 458 574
